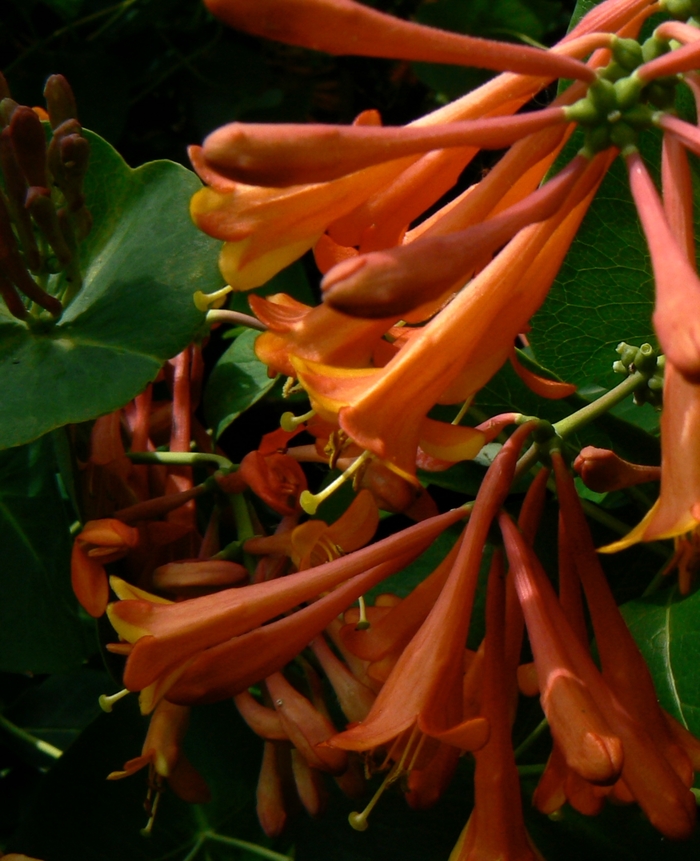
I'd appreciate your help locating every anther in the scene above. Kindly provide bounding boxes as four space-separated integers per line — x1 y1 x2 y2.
300 451 372 515
283 377 305 397
193 284 232 311
98 688 130 712
280 409 315 432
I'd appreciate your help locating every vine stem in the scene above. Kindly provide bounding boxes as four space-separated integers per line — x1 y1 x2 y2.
126 451 233 470
515 369 648 478
0 712 62 761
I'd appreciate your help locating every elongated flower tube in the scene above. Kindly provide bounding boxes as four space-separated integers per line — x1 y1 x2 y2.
202 109 569 189
203 0 594 82
449 550 544 861
328 422 534 754
108 504 468 696
500 512 623 785
322 155 588 319
160 549 419 709
626 149 700 383
553 452 700 789
501 512 697 839
295 155 608 480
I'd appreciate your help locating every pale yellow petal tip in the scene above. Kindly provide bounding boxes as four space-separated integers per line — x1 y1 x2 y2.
598 503 668 553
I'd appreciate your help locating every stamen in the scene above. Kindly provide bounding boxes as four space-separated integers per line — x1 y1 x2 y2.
349 725 423 831
98 688 131 713
325 429 352 469
355 595 370 630
300 451 372 514
451 399 472 426
193 285 232 311
348 761 401 832
140 788 161 837
283 377 305 397
280 409 315 432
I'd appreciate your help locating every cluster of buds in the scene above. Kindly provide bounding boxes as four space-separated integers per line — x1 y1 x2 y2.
0 73 90 322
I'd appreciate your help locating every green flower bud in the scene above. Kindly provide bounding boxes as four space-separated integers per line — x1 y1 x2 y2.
641 34 670 63
589 78 618 112
565 97 601 125
614 74 643 111
612 37 644 71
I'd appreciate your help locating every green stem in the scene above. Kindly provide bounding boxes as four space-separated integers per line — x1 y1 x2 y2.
231 492 256 543
514 371 648 478
517 763 547 777
0 713 62 761
203 832 293 861
552 370 646 439
513 716 549 760
127 451 233 470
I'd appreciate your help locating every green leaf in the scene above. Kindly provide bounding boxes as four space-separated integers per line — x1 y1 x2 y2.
0 434 88 673
530 148 657 391
204 329 278 440
621 586 700 735
0 129 221 450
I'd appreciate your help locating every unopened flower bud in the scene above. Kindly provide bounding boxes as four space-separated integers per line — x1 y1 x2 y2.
573 446 660 492
9 106 49 188
44 74 78 129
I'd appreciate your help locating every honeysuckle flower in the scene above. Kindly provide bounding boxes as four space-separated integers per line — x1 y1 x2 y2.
203 109 571 190
321 155 588 320
107 698 210 816
244 489 379 570
256 740 289 837
501 508 697 839
107 503 468 705
328 423 534 758
602 363 700 554
71 518 139 617
190 0 642 290
626 149 700 383
553 452 700 782
250 292 394 378
203 0 594 81
237 448 308 515
449 550 544 861
293 155 609 481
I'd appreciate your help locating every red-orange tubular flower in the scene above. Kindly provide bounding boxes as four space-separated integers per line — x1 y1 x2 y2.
500 506 697 840
328 423 534 755
108 699 210 806
203 0 594 80
190 0 638 291
107 503 467 710
449 550 543 861
71 518 139 617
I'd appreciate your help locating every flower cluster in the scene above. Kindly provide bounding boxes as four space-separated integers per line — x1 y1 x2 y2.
65 0 700 855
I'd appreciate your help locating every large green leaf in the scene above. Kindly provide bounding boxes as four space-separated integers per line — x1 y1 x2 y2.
0 433 88 673
204 329 279 440
530 147 657 390
0 129 221 450
621 586 700 735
